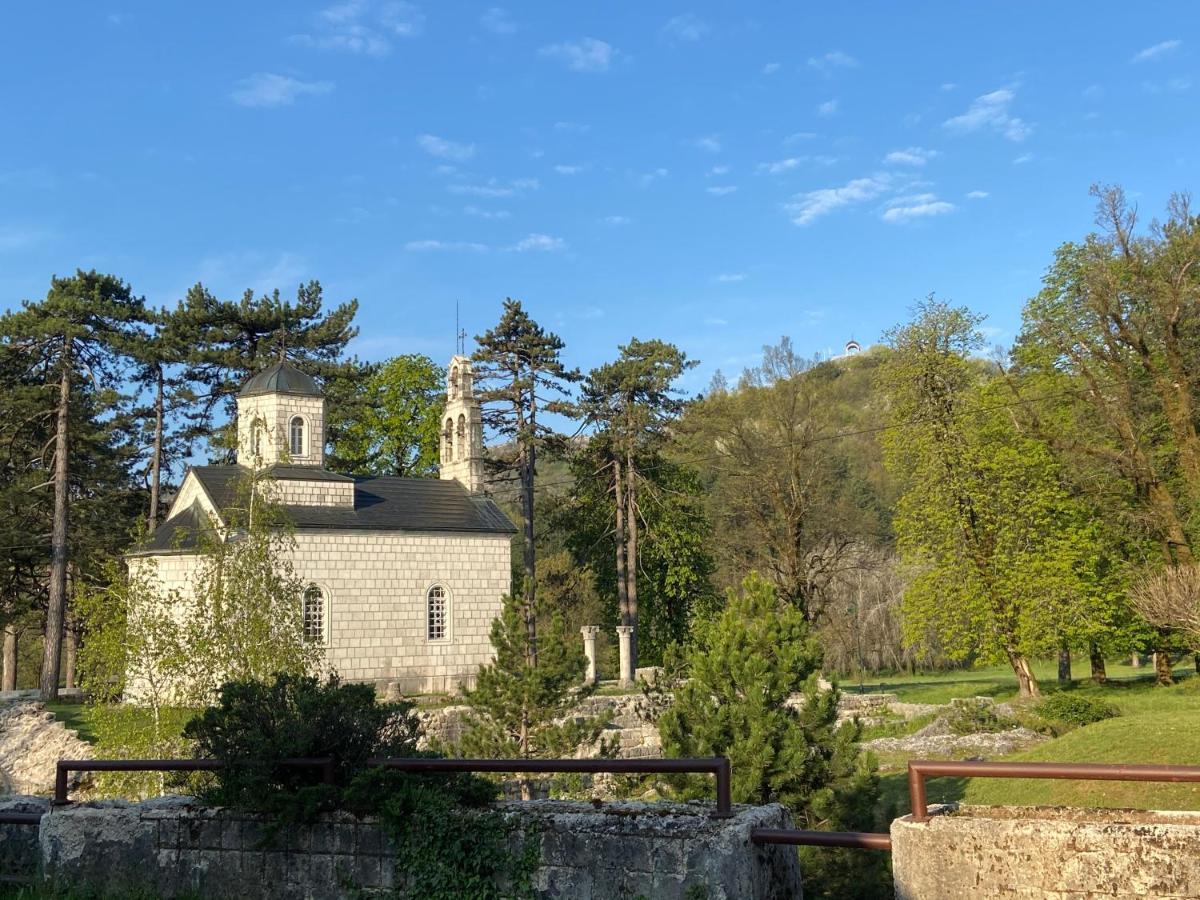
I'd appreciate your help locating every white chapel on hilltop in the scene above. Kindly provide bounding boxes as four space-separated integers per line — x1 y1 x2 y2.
130 354 514 695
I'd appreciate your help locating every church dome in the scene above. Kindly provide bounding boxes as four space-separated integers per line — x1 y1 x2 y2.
238 359 322 397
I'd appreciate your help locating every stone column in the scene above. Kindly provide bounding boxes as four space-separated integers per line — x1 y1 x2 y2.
616 626 635 687
580 626 600 685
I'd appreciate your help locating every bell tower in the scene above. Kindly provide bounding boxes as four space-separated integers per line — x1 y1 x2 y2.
439 355 484 493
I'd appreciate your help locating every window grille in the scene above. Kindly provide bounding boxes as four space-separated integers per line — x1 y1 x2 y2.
427 585 447 640
303 585 325 643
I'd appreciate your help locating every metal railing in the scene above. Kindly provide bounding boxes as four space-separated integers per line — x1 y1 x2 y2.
53 755 733 817
0 812 43 826
906 759 1200 823
751 828 892 850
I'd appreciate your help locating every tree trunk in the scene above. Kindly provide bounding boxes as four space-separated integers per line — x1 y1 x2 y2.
148 365 165 533
624 450 639 674
1057 645 1072 685
2 625 17 691
520 445 537 667
64 625 77 690
1131 651 1142 668
613 456 629 630
1089 643 1107 684
1008 650 1040 698
1153 648 1174 686
40 347 72 701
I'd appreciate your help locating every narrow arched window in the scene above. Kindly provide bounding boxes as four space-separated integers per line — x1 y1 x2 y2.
456 414 466 461
427 585 447 640
289 416 305 457
253 427 263 458
450 366 460 400
303 585 325 643
443 418 454 463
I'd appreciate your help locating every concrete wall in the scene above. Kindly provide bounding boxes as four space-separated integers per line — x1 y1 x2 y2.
34 797 803 900
892 804 1200 899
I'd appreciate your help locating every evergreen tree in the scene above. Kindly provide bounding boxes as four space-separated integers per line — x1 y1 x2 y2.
472 299 580 666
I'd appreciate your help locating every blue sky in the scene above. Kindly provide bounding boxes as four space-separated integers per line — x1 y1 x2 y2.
1 3 1196 389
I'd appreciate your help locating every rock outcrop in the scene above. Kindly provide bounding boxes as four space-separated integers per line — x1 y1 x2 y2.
0 702 93 795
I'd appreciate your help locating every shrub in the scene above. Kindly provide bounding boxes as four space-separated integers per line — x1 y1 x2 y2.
943 698 1016 735
1035 692 1120 729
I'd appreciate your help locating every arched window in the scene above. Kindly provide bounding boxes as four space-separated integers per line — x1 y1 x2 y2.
427 585 448 641
289 416 306 457
443 418 454 463
253 427 263 458
302 585 325 643
450 366 460 400
456 414 466 461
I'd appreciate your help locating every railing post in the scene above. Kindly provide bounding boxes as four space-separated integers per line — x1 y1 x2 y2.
714 757 732 818
907 762 927 823
54 762 69 805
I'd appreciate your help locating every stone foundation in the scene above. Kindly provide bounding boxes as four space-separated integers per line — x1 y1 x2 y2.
891 804 1200 899
35 797 803 899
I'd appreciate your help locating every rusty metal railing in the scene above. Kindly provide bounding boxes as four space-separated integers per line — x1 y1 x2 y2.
907 759 1200 823
0 812 43 825
751 828 892 850
53 756 732 817
54 757 336 805
365 756 734 817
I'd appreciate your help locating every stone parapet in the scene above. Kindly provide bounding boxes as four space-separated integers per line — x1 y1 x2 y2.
36 796 803 899
891 804 1200 899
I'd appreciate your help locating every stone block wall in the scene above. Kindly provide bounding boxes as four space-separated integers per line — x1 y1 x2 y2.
0 797 48 886
35 797 804 900
273 478 355 508
891 804 1200 899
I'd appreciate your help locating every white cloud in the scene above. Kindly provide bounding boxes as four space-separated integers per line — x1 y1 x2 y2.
539 38 615 73
417 134 476 161
884 146 939 166
689 135 722 153
808 50 858 75
662 13 710 43
554 164 583 175
448 177 538 198
599 215 631 225
783 131 818 144
1082 84 1104 100
762 62 781 75
881 193 955 223
1142 78 1191 93
553 121 590 134
784 174 890 226
405 239 489 252
231 73 333 108
480 7 517 35
0 225 54 252
706 185 737 196
1131 39 1181 63
1012 152 1034 164
511 233 565 252
940 82 957 92
817 99 839 117
636 168 669 187
463 205 510 219
758 157 803 174
966 190 989 199
704 316 729 326
943 88 1031 141
707 165 730 177
292 0 423 55
714 273 745 283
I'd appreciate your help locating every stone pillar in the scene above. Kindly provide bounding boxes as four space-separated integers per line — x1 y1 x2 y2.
616 626 635 687
580 626 600 685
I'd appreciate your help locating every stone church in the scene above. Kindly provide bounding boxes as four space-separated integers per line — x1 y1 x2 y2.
130 355 515 694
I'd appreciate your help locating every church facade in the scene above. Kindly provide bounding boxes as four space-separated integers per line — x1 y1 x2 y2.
130 355 514 695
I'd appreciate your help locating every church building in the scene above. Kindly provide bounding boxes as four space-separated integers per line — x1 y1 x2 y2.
130 355 515 695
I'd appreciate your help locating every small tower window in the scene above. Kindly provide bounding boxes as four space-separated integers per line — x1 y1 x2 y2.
456 414 466 461
290 416 305 457
443 418 454 463
427 585 448 640
450 366 460 400
303 585 326 643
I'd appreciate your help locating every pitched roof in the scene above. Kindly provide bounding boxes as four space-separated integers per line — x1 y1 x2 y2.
239 360 322 398
136 464 515 555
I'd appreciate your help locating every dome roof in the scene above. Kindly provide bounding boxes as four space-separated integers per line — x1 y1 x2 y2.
238 360 322 398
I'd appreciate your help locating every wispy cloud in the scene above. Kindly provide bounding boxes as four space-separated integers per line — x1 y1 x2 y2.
463 205 510 219
231 73 333 108
707 165 730 177
704 316 729 326
762 62 781 75
706 185 737 196
662 13 710 43
553 164 584 175
291 0 423 55
943 88 1031 141
480 7 517 35
807 50 858 75
553 121 590 134
784 174 890 226
817 99 839 117
599 215 631 225
447 177 538 198
417 134 475 161
1013 152 1035 165
757 155 836 174
884 146 939 166
1142 78 1191 94
714 273 745 283
405 239 488 252
635 168 669 187
689 135 722 153
0 225 54 252
539 37 615 73
966 190 989 199
510 233 565 252
1131 39 1181 63
881 193 955 223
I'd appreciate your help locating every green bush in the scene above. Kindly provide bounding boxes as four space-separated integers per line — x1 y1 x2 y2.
944 699 1015 735
1035 692 1120 729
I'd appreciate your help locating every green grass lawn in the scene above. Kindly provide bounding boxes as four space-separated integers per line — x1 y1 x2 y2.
44 699 97 743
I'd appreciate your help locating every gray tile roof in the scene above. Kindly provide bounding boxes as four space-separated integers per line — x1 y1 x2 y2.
137 465 516 555
239 360 322 397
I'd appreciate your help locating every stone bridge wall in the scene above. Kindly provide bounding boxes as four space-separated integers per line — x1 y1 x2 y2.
28 796 802 900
